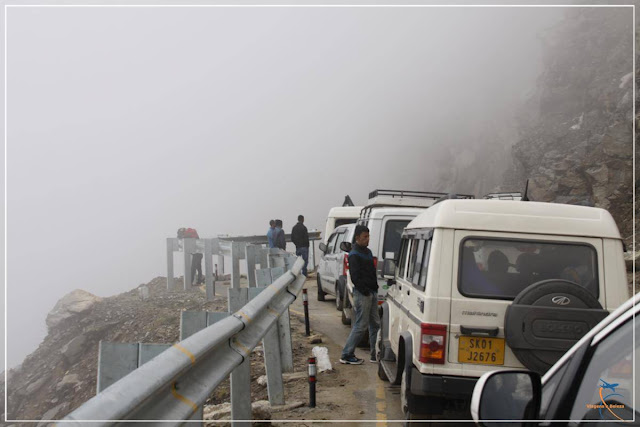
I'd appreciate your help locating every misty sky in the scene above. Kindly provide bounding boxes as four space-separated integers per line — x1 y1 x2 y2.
4 4 616 369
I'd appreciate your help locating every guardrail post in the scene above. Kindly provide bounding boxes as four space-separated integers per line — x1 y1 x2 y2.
167 238 176 291
205 239 215 300
246 244 258 288
231 242 242 289
278 307 294 373
97 342 139 393
228 288 252 426
183 238 195 290
249 287 285 405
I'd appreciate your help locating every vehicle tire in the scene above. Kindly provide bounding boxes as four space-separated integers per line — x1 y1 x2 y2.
505 279 606 375
341 286 351 325
401 369 422 422
335 282 344 311
316 274 326 302
376 330 389 381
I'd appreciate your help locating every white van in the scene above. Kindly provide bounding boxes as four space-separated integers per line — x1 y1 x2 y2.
317 223 356 315
323 206 362 244
376 198 630 420
342 190 473 324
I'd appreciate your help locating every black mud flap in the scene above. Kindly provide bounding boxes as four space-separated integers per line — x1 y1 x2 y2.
505 279 609 374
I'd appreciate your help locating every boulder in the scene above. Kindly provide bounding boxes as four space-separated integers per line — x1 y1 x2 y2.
46 290 102 330
61 335 87 365
56 373 80 391
25 376 49 394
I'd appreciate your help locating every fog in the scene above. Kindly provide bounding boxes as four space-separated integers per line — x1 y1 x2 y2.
2 4 575 369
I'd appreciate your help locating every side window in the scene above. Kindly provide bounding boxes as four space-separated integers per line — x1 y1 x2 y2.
411 240 426 285
382 220 411 260
398 239 410 279
568 316 637 422
334 233 345 254
418 240 432 290
326 233 338 253
406 240 420 282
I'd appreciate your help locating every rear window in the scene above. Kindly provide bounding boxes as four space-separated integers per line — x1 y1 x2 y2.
382 220 411 260
335 218 357 228
458 238 599 300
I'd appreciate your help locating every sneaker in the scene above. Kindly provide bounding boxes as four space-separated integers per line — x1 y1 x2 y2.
339 356 364 365
369 356 377 363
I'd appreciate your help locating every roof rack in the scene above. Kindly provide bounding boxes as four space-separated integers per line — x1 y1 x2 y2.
483 192 523 201
361 190 474 219
432 193 476 206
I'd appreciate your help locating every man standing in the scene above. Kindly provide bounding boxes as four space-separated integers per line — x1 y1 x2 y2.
340 225 380 364
291 215 310 276
267 220 276 248
275 219 286 250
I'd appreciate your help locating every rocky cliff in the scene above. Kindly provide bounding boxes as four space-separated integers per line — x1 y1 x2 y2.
504 7 635 244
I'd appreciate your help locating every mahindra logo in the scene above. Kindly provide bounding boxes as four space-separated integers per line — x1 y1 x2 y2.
552 296 571 306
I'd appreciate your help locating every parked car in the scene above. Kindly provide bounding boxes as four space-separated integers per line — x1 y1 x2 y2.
317 223 356 314
322 206 362 244
343 190 472 334
375 197 630 420
471 291 639 425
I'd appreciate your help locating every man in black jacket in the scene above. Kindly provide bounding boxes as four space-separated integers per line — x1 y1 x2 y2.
291 215 310 276
340 225 380 365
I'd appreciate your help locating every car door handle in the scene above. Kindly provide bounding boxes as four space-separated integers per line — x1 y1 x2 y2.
460 326 499 337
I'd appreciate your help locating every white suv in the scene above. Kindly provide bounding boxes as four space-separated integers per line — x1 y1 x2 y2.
376 198 630 420
317 223 355 314
342 190 473 329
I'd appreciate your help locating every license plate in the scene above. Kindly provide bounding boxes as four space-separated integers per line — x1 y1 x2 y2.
458 336 505 365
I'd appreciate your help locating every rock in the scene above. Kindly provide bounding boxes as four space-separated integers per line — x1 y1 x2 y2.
61 335 87 365
307 334 323 344
257 371 307 386
25 376 48 394
37 403 68 426
624 251 640 271
204 400 271 421
602 122 632 158
585 164 609 185
46 289 102 330
56 373 80 391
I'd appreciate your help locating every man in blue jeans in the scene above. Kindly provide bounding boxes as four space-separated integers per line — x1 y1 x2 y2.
340 225 380 365
291 215 310 276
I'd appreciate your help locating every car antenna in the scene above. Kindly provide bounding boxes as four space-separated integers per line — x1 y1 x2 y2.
522 179 530 202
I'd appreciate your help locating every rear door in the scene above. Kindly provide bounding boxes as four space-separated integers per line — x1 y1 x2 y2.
448 230 604 374
321 232 338 291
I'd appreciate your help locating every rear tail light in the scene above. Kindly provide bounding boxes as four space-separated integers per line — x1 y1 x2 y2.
420 323 447 364
342 254 349 276
373 256 378 269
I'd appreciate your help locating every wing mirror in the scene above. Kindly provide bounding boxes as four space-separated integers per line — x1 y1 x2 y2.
319 242 327 253
471 370 541 426
340 242 352 252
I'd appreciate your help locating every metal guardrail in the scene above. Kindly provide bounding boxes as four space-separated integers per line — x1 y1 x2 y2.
61 257 306 425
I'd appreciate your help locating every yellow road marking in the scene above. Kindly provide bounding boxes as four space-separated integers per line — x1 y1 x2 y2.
171 382 198 413
376 380 387 425
172 343 196 365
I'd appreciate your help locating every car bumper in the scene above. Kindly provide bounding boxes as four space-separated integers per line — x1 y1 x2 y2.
410 367 478 400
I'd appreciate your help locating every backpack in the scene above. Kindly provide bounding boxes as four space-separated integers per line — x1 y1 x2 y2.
184 228 199 239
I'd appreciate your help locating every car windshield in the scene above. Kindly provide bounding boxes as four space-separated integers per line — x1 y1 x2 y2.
459 238 598 300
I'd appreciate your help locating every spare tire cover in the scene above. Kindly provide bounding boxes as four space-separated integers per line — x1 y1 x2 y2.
505 279 603 374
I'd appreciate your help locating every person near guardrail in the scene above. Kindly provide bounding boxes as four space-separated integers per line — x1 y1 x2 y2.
178 227 204 285
267 219 276 248
275 219 286 250
340 225 380 365
291 215 310 276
